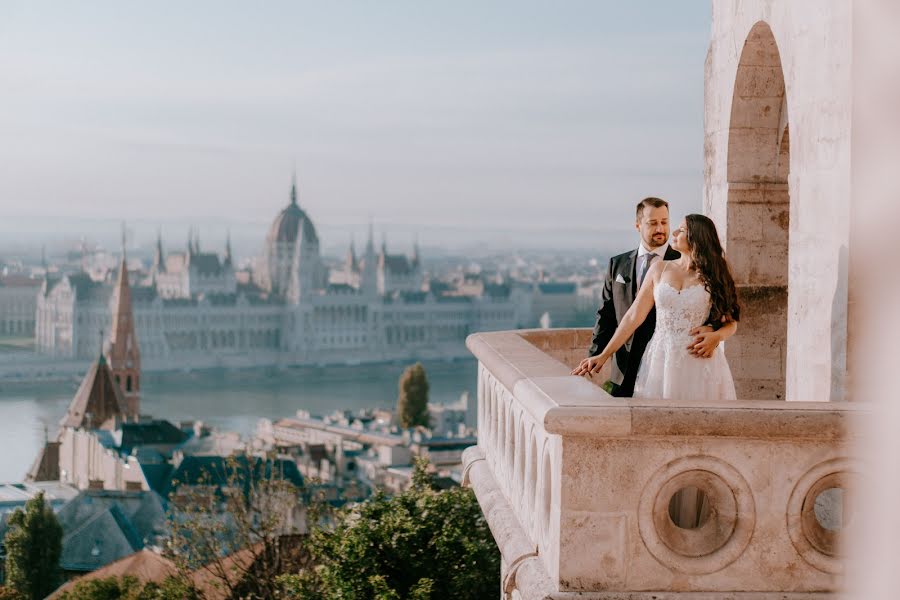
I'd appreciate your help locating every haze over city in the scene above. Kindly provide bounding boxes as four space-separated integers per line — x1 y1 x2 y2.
0 1 707 254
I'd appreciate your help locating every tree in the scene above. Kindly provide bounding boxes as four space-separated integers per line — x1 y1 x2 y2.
3 492 63 600
291 458 500 600
164 452 312 600
396 363 430 429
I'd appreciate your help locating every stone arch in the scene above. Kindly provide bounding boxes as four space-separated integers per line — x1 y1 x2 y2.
725 21 790 400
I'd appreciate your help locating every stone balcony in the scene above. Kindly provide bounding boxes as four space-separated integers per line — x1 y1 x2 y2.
462 329 860 599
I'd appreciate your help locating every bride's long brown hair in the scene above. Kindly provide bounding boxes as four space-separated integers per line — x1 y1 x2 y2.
684 214 740 324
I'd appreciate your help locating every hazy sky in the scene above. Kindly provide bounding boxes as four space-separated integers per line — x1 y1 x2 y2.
0 1 710 252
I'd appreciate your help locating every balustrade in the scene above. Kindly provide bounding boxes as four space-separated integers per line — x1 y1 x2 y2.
463 328 860 599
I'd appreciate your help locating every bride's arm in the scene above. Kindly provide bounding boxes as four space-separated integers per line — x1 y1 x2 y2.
717 320 738 340
572 261 661 376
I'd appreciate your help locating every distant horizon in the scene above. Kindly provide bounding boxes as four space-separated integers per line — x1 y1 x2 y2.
0 212 662 261
0 1 708 246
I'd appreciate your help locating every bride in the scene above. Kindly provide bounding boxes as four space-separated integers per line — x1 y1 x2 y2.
572 214 739 402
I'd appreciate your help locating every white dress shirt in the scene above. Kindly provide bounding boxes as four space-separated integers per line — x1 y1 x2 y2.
636 242 669 289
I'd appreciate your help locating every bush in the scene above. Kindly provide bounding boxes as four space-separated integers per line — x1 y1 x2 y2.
55 575 200 600
292 458 499 599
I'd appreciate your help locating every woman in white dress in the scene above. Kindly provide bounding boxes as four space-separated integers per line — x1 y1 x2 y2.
572 214 739 402
573 214 739 528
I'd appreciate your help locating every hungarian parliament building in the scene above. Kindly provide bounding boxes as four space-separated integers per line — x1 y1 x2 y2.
33 183 527 370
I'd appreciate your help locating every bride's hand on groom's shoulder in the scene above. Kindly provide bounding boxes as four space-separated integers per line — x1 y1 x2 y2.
572 355 606 377
687 325 720 358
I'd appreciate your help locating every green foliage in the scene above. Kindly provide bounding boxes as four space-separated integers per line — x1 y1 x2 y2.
55 575 139 600
396 363 430 429
55 575 200 600
139 576 203 600
3 492 63 600
295 460 499 600
0 585 24 600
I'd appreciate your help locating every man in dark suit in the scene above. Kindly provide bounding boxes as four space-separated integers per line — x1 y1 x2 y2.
587 197 681 397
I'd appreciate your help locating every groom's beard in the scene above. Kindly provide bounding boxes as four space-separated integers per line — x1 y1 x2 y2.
647 234 667 248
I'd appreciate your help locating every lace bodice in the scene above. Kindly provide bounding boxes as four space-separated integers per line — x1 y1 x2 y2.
652 281 711 345
633 279 736 402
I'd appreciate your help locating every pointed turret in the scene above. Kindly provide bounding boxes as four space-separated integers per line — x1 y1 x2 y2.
153 228 166 274
224 230 233 267
361 221 378 295
61 347 126 431
290 170 298 207
346 235 359 273
365 221 375 256
106 231 141 420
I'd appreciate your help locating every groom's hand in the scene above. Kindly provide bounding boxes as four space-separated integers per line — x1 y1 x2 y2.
688 326 720 358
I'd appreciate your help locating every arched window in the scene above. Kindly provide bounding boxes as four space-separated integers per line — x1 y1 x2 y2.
725 21 790 400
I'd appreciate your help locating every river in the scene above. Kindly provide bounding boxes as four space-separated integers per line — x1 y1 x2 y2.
0 360 478 482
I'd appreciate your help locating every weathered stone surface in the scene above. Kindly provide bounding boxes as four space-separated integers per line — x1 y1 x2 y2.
466 330 858 598
706 2 852 403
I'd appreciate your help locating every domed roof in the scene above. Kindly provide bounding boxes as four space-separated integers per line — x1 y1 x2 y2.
266 181 319 245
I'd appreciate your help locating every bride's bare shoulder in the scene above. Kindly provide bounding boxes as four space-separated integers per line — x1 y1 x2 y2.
648 260 668 278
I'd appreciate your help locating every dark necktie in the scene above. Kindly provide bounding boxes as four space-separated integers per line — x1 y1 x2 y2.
638 253 656 290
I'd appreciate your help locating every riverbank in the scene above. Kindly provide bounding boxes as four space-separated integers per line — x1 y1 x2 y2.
0 358 478 481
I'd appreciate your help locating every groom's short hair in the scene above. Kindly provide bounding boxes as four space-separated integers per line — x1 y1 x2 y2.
636 197 669 220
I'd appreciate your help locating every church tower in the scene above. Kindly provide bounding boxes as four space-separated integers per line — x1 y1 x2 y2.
224 230 233 268
151 228 166 283
361 222 378 295
106 227 141 420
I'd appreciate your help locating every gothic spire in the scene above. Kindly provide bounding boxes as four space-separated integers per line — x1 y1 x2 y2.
107 234 141 421
60 348 126 431
346 235 359 272
153 227 166 273
224 230 233 267
365 220 375 256
290 170 298 207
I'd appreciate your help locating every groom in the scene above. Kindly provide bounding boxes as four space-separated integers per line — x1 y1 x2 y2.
587 197 701 397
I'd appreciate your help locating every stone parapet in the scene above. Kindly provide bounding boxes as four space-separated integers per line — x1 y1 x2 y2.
463 329 859 599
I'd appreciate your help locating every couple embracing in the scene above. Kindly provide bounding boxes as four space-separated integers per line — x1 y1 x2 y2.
572 197 739 402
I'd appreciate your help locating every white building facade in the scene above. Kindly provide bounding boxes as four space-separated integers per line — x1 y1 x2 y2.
35 182 519 370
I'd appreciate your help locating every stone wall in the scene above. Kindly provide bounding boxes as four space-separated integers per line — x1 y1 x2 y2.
704 1 852 402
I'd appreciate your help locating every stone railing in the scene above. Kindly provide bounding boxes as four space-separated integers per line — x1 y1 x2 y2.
462 329 860 599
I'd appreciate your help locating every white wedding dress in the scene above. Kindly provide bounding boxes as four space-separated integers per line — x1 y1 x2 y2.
633 280 737 402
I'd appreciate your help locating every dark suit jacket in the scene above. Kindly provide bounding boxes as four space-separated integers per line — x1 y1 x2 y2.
588 245 681 397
